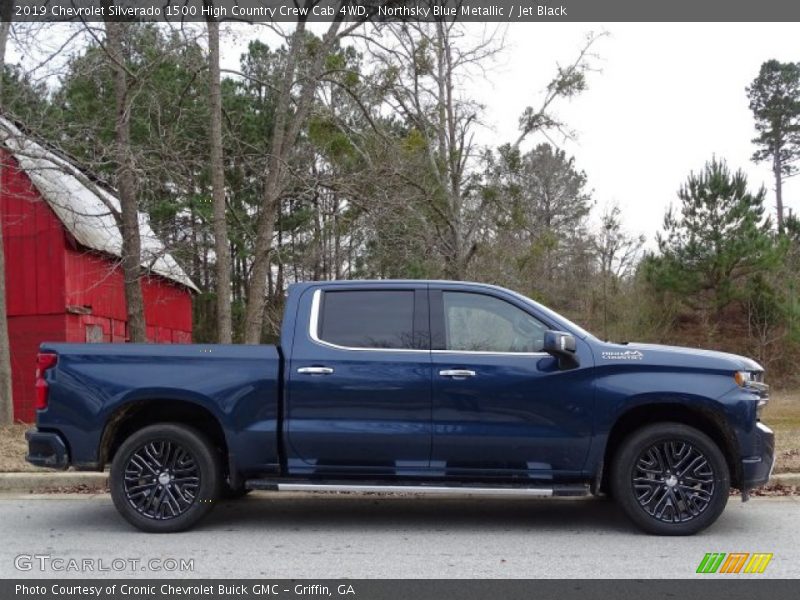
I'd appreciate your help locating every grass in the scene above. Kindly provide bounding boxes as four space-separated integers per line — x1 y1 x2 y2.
0 424 42 472
0 391 798 474
762 390 800 474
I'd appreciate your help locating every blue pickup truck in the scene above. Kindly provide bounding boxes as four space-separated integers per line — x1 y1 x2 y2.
26 280 774 535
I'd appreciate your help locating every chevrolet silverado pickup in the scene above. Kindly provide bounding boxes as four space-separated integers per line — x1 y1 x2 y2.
26 280 774 535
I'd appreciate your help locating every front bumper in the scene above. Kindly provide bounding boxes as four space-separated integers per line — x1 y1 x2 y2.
25 429 69 469
741 422 775 490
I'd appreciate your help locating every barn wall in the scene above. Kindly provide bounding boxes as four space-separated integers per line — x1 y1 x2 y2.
7 314 66 422
65 314 128 343
142 276 193 343
1 151 68 422
142 276 193 336
64 247 127 322
0 150 66 316
2 149 193 422
63 250 193 344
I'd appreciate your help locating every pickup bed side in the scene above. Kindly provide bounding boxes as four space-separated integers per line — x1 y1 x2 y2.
30 343 281 483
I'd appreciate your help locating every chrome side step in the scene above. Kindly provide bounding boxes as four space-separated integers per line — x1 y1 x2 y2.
244 480 589 497
278 483 553 496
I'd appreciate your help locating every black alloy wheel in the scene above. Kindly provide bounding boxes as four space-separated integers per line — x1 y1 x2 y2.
632 440 715 523
611 422 729 535
110 423 221 533
123 440 201 520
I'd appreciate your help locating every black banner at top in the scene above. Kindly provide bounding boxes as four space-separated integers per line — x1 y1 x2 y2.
7 0 800 23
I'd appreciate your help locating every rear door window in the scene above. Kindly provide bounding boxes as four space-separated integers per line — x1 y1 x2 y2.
318 290 416 349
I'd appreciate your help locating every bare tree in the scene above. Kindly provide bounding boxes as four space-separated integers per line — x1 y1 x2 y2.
746 291 785 370
104 19 147 342
362 26 604 280
243 10 367 344
361 22 503 279
513 32 607 149
0 0 13 424
594 203 645 338
205 5 232 343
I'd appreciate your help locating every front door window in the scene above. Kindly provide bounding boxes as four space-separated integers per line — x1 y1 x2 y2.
443 291 547 353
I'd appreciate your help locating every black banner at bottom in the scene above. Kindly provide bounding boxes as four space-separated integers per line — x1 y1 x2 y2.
2 580 798 600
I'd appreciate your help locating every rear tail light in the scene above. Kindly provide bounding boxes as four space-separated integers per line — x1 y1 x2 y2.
35 353 58 411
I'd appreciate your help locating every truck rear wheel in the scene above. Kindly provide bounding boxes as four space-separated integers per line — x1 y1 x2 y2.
110 423 221 533
610 422 729 535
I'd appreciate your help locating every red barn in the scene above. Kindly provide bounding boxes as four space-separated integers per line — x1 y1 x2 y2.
0 117 198 422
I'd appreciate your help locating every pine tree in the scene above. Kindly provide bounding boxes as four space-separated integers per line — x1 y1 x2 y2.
648 158 780 318
747 60 800 233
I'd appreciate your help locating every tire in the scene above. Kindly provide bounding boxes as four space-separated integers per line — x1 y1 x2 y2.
110 423 222 533
610 422 729 535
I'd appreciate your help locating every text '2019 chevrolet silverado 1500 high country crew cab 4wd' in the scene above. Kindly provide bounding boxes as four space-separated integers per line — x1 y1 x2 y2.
26 280 774 534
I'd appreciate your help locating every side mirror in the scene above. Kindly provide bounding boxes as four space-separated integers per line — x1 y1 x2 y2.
543 330 579 370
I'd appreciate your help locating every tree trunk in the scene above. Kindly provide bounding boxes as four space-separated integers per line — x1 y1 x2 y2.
105 20 147 342
241 24 304 344
0 185 10 425
774 148 784 234
206 14 232 343
435 22 469 281
0 5 14 424
313 190 323 280
243 21 342 344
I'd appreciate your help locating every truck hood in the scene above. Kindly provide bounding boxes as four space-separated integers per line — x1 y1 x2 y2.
598 342 763 372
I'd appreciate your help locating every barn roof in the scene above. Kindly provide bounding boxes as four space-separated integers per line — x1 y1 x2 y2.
0 116 199 293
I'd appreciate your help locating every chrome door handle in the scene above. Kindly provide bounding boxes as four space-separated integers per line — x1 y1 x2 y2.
297 366 334 375
439 369 476 378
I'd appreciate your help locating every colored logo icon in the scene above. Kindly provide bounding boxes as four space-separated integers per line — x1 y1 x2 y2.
696 553 773 574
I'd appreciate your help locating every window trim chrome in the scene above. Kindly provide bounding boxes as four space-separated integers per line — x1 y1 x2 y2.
431 349 550 357
308 289 428 353
308 288 551 357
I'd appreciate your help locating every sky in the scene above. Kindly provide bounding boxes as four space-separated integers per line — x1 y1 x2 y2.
471 22 800 245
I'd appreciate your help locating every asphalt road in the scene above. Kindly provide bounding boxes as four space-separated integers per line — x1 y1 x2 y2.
0 492 797 579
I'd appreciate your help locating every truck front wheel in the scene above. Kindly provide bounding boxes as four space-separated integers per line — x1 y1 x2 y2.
110 423 222 533
610 422 729 535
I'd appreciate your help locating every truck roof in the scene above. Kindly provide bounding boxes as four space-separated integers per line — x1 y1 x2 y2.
288 279 511 292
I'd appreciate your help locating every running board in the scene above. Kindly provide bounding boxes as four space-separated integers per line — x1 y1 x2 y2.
244 480 589 497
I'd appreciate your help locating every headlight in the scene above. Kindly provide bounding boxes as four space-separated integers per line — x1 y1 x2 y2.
735 371 769 417
734 371 751 386
756 397 768 419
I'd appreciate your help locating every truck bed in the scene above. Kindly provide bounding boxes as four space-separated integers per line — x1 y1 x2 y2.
34 343 282 475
